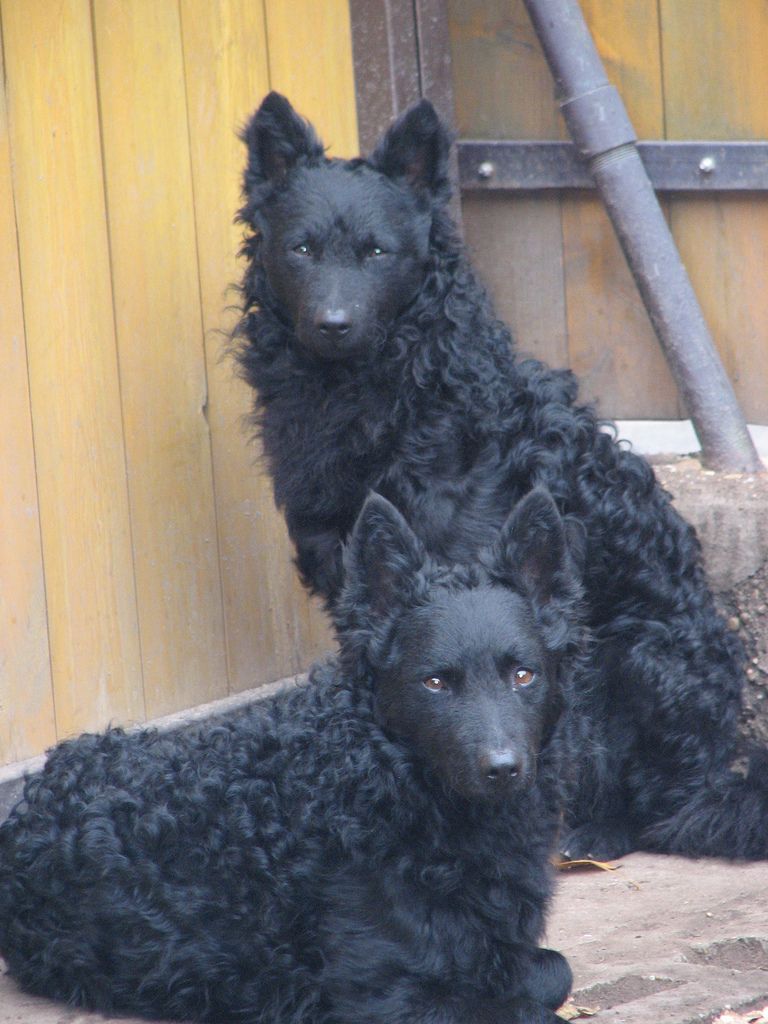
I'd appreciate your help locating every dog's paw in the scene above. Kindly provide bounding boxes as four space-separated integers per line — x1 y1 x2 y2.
559 820 636 861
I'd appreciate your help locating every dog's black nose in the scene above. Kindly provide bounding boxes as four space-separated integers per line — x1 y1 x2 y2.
317 309 352 339
482 748 522 782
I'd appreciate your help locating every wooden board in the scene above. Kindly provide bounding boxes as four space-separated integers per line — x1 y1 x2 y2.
0 0 362 764
180 0 330 688
462 193 568 369
578 0 664 139
661 0 768 423
660 0 768 141
448 0 568 371
1 0 144 739
561 195 680 418
265 0 359 157
259 0 363 661
667 191 768 425
92 0 228 717
561 0 680 419
447 0 564 140
0 23 55 766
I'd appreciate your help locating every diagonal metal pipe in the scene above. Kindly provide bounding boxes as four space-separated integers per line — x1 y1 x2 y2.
523 0 764 473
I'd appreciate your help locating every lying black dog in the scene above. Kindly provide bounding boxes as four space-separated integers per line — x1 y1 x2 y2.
234 91 768 861
0 490 579 1024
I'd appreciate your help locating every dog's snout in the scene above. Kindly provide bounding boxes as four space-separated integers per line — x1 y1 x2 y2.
316 308 352 339
482 747 522 783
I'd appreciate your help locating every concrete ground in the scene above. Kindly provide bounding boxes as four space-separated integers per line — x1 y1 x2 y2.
551 854 768 1023
1 853 766 1024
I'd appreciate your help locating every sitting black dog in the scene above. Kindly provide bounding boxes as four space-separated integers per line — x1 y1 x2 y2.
233 92 768 861
0 490 580 1024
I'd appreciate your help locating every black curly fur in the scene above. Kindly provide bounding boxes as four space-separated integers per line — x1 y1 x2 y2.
233 92 768 862
0 492 581 1024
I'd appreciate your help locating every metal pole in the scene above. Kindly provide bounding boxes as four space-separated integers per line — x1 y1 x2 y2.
523 0 764 474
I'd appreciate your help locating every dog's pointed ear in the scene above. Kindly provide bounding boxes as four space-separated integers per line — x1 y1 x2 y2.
241 92 324 190
341 493 426 617
491 488 575 607
370 99 451 202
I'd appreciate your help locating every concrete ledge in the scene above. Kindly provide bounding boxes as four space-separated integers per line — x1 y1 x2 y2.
653 460 768 592
611 420 768 461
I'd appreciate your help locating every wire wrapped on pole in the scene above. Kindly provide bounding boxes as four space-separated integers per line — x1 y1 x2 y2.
523 0 764 474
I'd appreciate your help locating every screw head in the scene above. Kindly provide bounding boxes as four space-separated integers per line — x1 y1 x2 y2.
698 156 716 174
477 161 495 180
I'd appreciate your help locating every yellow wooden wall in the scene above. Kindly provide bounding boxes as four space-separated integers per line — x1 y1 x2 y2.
0 0 357 767
449 0 768 422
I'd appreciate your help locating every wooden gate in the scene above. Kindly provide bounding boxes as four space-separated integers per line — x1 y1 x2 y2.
448 0 768 422
1 0 357 767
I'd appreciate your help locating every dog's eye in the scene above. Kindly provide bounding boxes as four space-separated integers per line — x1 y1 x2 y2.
514 668 535 686
423 676 446 693
367 246 386 258
293 243 312 256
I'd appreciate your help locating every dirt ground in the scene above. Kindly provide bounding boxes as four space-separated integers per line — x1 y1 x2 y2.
720 560 768 749
654 459 768 747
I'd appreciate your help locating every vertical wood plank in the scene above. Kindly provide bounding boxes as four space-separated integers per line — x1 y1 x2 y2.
0 22 55 765
253 0 362 661
462 193 568 368
660 0 768 141
1 0 144 739
349 0 421 154
180 0 331 689
661 0 768 423
448 0 563 140
578 0 664 139
92 0 228 717
561 0 679 418
561 194 679 417
264 0 359 157
447 0 567 368
665 195 768 425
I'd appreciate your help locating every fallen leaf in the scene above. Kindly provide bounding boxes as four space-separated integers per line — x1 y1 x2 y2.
711 1011 768 1024
557 999 599 1020
554 856 620 872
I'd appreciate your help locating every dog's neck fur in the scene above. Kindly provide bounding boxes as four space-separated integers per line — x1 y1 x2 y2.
235 212 521 495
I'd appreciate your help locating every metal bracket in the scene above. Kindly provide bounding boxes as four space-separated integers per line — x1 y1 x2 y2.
459 140 768 192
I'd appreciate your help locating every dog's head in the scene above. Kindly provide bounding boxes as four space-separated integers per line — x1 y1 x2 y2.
335 489 583 802
239 92 451 361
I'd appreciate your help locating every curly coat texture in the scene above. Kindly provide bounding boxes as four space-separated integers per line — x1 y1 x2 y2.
233 93 768 861
0 492 581 1024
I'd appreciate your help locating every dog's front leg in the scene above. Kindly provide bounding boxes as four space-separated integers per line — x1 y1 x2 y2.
476 995 566 1023
325 980 565 1024
507 943 572 1010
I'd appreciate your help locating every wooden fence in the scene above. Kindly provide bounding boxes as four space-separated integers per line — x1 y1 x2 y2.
3 0 767 767
1 0 357 766
449 0 768 422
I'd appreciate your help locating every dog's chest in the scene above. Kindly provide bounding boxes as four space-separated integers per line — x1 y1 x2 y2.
320 849 544 1000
